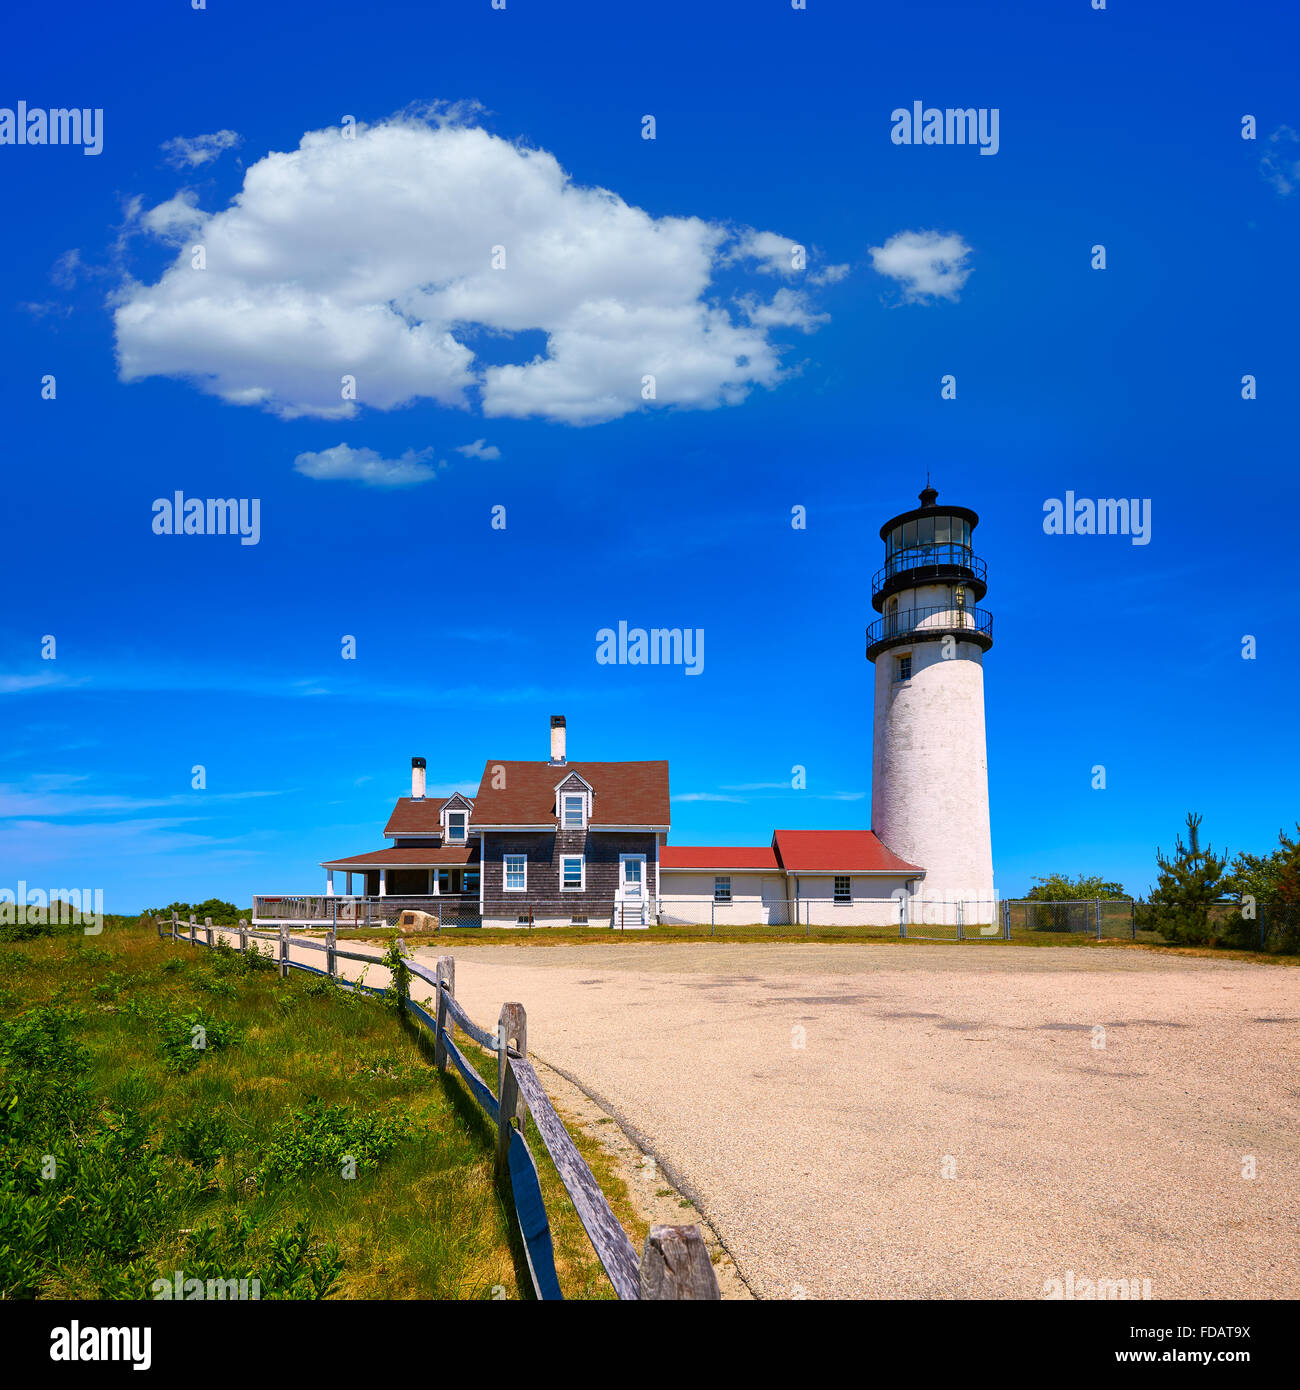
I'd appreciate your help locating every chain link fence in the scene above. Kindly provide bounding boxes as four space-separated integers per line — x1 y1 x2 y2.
1003 898 1136 939
653 897 1004 939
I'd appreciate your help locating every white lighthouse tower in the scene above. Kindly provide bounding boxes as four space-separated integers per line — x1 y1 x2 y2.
866 484 995 923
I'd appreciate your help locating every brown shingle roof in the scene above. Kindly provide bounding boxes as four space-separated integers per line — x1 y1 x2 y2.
471 760 670 827
382 797 450 836
322 845 478 868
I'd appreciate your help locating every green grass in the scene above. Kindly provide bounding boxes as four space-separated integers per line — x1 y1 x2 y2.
0 917 643 1299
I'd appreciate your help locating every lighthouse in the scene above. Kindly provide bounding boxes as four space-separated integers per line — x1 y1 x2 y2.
866 485 995 921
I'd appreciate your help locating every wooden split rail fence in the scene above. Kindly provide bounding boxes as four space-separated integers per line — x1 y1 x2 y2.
157 912 720 1301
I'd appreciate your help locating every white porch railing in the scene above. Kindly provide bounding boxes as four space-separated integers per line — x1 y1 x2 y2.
252 894 480 927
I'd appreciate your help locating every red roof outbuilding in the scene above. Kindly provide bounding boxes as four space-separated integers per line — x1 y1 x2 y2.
659 845 780 870
771 829 922 874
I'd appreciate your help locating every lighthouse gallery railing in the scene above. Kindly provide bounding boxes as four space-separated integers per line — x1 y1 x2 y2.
864 604 993 650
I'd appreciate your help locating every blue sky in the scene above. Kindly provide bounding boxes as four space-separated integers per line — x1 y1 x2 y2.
2 0 1297 911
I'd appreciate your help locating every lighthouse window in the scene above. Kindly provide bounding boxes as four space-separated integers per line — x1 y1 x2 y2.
917 515 934 547
954 585 966 610
902 519 918 549
934 515 951 545
896 654 913 682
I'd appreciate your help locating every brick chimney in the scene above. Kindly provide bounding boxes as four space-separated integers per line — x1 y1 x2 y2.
549 715 566 765
411 756 426 799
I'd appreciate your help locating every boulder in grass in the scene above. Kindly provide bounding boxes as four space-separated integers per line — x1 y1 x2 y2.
398 909 438 933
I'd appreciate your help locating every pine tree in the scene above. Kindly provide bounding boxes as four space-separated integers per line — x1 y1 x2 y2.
1139 812 1228 944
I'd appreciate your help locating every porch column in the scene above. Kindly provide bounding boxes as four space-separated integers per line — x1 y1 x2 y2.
326 869 335 896
346 871 353 895
429 869 437 895
379 868 387 897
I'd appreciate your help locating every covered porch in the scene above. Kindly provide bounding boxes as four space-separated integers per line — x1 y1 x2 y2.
253 843 482 926
321 844 480 898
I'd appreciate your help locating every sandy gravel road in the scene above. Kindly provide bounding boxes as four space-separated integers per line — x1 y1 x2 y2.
411 941 1300 1300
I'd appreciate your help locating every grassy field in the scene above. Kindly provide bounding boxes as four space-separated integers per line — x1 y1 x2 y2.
0 916 645 1299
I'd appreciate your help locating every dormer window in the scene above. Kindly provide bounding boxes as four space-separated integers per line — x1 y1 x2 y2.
562 793 586 829
445 810 467 843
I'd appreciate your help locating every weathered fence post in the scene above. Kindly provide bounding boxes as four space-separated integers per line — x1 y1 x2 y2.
434 956 455 1071
638 1225 721 1300
204 916 214 947
154 914 163 939
189 914 198 945
279 925 289 979
496 1002 528 1175
171 910 179 942
238 918 248 954
326 928 336 981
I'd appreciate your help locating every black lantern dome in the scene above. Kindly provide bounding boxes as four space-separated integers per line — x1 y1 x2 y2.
865 484 993 659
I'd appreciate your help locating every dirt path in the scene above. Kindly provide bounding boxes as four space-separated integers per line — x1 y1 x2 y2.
416 941 1300 1299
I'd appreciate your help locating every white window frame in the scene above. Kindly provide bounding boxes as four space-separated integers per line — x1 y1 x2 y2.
440 795 473 842
834 875 852 904
503 853 527 893
714 876 732 904
560 854 585 891
561 793 587 830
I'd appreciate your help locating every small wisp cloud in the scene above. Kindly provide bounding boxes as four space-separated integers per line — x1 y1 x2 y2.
868 230 973 303
292 443 443 487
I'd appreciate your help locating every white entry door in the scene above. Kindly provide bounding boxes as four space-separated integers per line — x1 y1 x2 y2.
619 855 645 899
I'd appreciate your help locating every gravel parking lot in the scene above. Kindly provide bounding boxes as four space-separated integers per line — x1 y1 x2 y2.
428 941 1300 1300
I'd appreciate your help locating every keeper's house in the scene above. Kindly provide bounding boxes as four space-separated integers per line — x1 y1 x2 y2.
253 714 924 929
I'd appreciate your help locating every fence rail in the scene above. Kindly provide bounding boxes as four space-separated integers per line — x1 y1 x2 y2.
155 911 718 1300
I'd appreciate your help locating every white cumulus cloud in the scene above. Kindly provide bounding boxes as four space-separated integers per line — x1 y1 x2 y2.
115 112 837 426
868 229 973 303
292 443 441 487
